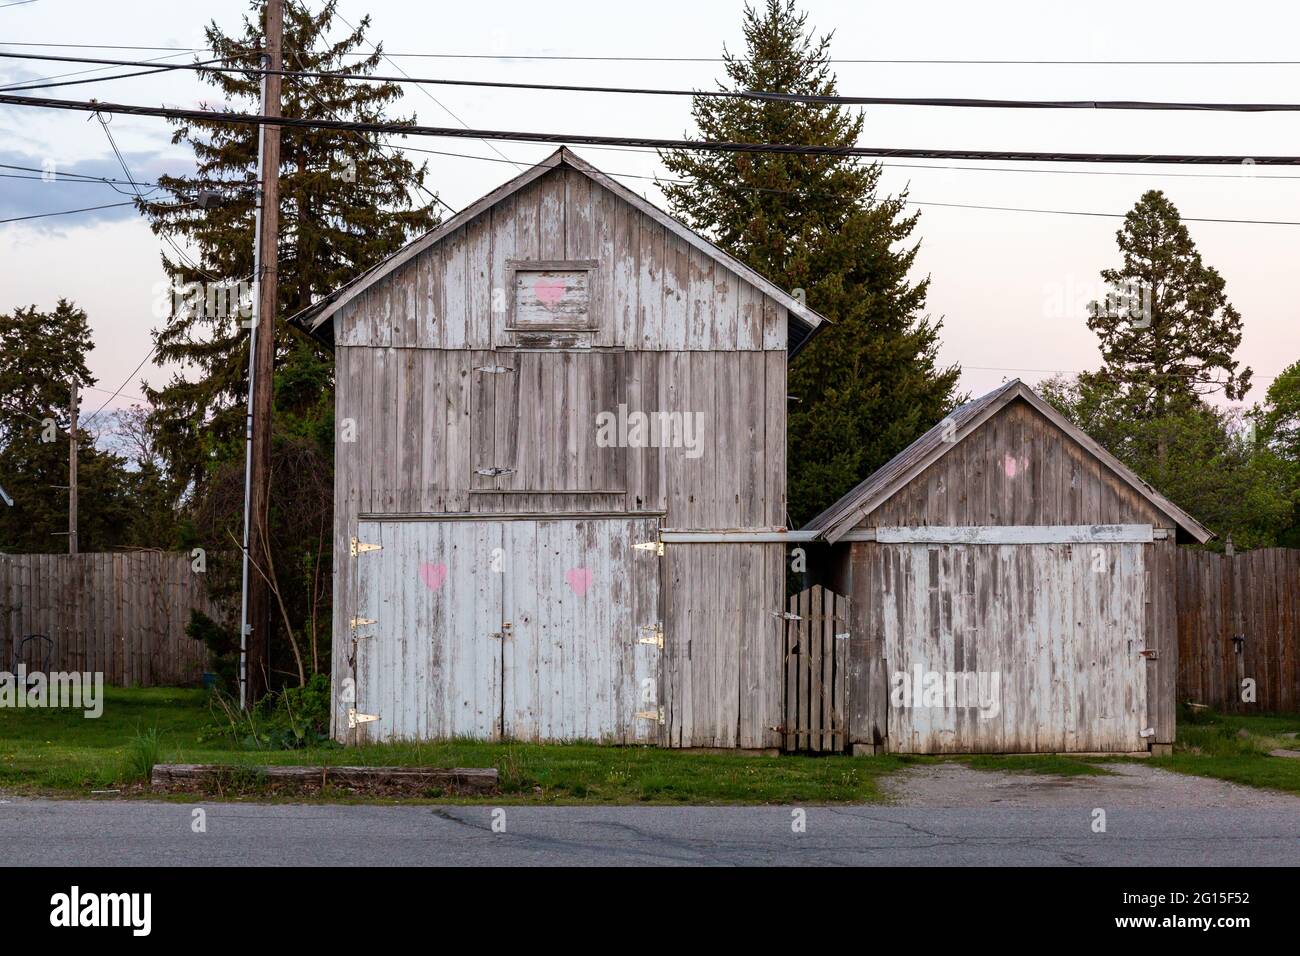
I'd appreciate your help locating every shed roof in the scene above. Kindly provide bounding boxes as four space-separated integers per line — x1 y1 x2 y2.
802 379 1214 544
290 146 829 352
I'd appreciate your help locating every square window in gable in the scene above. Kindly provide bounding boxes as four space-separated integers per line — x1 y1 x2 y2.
507 259 597 332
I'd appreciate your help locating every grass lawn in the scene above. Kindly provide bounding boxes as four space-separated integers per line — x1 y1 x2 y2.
0 687 908 804
4 689 1298 802
1149 708 1300 795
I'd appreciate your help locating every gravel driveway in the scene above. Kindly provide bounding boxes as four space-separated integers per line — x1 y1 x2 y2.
882 760 1300 809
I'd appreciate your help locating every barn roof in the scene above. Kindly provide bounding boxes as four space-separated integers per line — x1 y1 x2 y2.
802 379 1214 544
290 146 828 352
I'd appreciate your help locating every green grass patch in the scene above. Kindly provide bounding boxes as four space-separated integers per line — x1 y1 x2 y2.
1149 707 1300 794
0 686 904 803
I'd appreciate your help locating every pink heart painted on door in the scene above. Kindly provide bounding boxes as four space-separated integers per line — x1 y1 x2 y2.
419 562 448 591
564 566 593 597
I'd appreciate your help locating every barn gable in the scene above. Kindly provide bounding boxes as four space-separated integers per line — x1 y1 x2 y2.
804 379 1212 544
295 146 827 353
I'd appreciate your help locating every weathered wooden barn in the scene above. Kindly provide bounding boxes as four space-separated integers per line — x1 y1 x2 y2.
297 147 827 747
803 380 1213 755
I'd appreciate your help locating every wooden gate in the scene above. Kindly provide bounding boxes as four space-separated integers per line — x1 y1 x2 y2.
783 585 849 752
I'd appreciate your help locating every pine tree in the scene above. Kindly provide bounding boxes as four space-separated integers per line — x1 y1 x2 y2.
658 0 959 525
142 0 440 488
1083 189 1250 417
0 300 136 552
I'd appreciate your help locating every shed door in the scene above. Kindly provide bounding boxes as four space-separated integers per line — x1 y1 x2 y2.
502 516 662 743
354 519 504 742
352 516 660 744
882 542 1147 753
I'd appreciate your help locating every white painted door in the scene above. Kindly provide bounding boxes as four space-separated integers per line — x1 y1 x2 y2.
352 516 660 743
503 516 662 743
353 519 504 742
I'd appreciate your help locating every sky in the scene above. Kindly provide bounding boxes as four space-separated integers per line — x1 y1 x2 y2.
2 0 1298 422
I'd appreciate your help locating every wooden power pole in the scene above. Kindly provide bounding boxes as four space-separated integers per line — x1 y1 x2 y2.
240 0 283 705
68 379 78 555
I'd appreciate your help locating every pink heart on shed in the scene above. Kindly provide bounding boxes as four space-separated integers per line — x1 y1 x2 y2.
419 562 448 591
533 276 567 310
564 566 593 597
1003 454 1019 478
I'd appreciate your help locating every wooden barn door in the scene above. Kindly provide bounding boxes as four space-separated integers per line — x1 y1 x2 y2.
352 519 504 742
353 516 661 744
882 542 1148 753
502 516 662 743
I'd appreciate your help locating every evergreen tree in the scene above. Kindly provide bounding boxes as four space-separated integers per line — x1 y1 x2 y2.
1254 359 1300 545
0 300 137 552
1083 189 1250 419
658 0 959 525
142 0 440 488
1041 373 1290 551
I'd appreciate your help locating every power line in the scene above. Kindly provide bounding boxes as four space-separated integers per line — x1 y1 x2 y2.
2 55 235 94
11 50 1300 112
7 43 1300 66
5 91 1300 165
280 1 455 215
0 49 195 91
0 161 259 191
0 200 134 223
0 0 40 8
903 198 1300 226
324 4 526 173
82 346 156 424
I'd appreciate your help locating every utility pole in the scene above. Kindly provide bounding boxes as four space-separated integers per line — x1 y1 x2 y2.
68 379 78 555
239 0 282 708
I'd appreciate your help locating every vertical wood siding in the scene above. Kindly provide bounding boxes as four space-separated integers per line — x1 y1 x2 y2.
0 552 213 686
836 396 1182 754
1177 547 1300 713
859 542 1148 754
868 401 1170 529
331 165 792 747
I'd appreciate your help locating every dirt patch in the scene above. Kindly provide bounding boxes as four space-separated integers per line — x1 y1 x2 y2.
883 761 1300 809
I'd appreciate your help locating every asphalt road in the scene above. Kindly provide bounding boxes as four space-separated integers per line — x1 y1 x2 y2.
3 796 1298 866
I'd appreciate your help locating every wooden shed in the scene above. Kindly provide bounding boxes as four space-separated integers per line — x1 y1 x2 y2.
803 380 1212 755
297 147 827 747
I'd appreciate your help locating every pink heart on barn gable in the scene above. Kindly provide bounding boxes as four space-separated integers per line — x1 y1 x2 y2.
419 562 448 591
533 276 567 310
564 566 593 597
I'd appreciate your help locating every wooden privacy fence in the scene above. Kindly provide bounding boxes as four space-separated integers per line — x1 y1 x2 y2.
1177 547 1299 713
783 585 849 752
0 552 214 686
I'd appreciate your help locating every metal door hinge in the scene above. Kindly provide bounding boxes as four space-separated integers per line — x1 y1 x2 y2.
772 610 801 621
350 537 381 557
1140 727 1155 738
347 708 380 729
475 466 516 477
474 365 515 374
638 623 663 648
636 706 665 724
634 540 664 556
351 617 376 628
1139 648 1159 660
